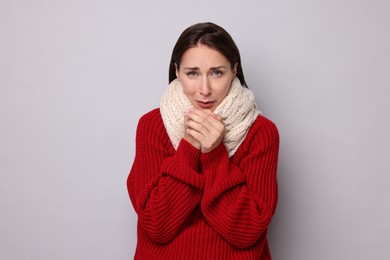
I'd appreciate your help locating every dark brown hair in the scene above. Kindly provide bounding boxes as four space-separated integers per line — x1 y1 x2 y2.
169 22 248 88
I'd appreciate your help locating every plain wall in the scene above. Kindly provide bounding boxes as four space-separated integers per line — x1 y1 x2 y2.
1 0 389 259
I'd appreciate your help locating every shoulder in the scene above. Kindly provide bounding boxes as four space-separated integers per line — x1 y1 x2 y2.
138 108 161 122
251 115 279 136
137 108 162 126
135 108 173 150
243 115 279 151
136 108 165 134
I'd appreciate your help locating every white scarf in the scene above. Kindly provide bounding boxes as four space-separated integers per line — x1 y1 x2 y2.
160 77 260 157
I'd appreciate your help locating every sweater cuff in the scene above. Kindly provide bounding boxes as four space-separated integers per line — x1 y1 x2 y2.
176 139 201 170
200 143 246 195
161 139 204 190
200 142 228 173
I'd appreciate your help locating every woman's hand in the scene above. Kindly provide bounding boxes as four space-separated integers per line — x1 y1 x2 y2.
184 108 225 153
183 118 201 150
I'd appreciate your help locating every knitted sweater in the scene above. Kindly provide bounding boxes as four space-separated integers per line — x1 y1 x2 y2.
127 108 279 260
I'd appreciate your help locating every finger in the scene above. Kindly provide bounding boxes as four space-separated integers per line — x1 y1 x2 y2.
187 117 224 144
186 109 210 124
185 112 209 133
211 113 223 121
186 109 222 128
185 117 208 137
193 108 222 123
187 107 216 119
187 110 224 135
186 127 205 143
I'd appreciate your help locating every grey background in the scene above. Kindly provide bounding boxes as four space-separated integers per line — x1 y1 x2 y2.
1 0 389 259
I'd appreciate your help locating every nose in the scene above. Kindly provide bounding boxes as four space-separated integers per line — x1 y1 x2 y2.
200 78 211 96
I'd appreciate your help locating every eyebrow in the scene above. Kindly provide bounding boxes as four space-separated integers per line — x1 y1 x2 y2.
183 66 227 71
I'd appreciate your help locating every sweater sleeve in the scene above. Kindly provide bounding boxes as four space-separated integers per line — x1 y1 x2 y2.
200 116 279 249
127 111 205 244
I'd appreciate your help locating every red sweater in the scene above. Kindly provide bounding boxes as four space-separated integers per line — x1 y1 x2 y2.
127 108 279 260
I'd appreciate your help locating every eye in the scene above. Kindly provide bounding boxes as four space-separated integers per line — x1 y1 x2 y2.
187 71 199 77
211 70 223 77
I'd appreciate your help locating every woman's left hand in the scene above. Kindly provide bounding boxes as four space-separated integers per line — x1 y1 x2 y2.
184 108 225 153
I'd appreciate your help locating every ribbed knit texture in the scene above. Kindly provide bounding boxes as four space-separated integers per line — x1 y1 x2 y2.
127 108 279 260
160 77 260 157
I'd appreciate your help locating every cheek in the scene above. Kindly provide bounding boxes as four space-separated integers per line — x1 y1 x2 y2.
182 90 193 100
217 82 232 100
180 81 196 99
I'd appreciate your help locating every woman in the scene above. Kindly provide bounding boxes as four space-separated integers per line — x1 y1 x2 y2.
127 22 279 259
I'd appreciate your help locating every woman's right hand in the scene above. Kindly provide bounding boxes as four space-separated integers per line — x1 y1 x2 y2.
184 113 202 150
184 108 225 153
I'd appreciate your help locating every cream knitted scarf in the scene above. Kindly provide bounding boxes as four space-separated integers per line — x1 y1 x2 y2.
160 77 260 157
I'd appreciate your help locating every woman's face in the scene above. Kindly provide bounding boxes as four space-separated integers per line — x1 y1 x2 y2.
176 44 237 111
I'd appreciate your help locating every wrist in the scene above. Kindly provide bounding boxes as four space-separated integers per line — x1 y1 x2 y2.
184 133 201 150
176 139 201 170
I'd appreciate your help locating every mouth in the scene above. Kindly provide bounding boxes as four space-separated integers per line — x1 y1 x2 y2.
196 101 215 109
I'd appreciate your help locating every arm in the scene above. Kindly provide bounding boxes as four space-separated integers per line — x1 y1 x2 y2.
127 111 204 244
200 117 279 248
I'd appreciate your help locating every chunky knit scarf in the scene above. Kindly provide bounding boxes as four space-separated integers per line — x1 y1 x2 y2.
160 77 260 157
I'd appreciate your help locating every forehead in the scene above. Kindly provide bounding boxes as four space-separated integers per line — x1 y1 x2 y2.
181 45 229 67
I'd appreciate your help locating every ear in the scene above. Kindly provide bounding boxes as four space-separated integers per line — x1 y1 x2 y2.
174 63 179 78
233 63 238 77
